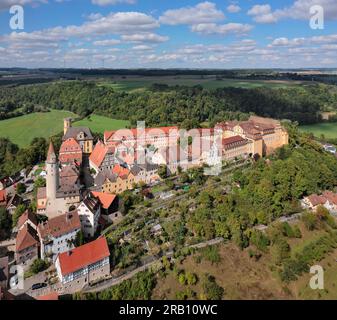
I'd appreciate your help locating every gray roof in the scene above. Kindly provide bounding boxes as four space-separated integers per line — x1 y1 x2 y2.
94 170 118 187
63 127 93 141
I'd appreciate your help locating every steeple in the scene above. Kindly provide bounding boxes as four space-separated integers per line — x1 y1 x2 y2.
47 141 57 163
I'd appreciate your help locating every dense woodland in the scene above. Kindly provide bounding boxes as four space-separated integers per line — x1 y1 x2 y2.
1 81 337 125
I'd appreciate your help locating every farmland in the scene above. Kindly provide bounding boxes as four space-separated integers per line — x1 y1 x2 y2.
0 110 76 147
74 114 130 133
98 76 309 92
300 122 337 139
0 111 130 147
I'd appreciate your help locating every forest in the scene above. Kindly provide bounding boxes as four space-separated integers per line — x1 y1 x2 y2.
1 81 337 126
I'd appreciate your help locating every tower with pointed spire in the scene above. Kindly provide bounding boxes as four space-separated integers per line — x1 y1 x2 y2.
46 141 59 204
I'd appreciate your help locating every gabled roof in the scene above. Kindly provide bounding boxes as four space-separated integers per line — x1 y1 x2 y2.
307 194 327 207
57 237 110 276
16 224 39 252
91 191 116 209
322 191 337 205
6 194 22 208
94 170 118 186
82 194 101 213
60 138 82 153
63 127 93 141
112 164 130 179
90 141 115 168
17 210 38 230
38 211 81 240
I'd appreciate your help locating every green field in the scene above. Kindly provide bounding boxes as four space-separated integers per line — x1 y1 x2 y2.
74 114 130 133
98 77 309 92
0 110 76 147
300 122 337 139
0 111 130 147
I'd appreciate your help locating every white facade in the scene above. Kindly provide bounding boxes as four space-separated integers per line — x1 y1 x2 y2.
77 201 101 238
39 228 80 262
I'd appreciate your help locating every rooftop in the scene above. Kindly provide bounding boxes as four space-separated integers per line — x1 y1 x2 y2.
57 237 110 276
91 191 116 210
38 211 81 240
16 224 39 252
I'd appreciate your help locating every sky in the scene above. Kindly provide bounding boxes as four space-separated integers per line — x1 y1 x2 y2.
0 0 337 69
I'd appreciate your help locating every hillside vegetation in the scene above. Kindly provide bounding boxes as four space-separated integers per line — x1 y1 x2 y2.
1 81 337 126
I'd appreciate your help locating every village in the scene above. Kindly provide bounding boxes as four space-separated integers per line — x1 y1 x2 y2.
2 114 336 301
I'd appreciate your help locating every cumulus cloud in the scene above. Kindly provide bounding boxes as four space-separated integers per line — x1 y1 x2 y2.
159 2 225 25
0 0 47 10
248 0 337 24
227 4 241 13
121 33 169 43
191 23 253 36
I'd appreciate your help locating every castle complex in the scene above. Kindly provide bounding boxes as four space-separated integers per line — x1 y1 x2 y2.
38 115 288 219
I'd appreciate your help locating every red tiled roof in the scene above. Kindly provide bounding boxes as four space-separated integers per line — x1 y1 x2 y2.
322 191 337 205
38 211 81 240
105 126 179 142
222 135 247 146
16 224 39 252
60 138 81 153
59 138 82 165
307 194 327 207
37 292 59 300
112 164 130 179
91 191 116 209
89 141 114 168
0 189 6 204
17 210 38 230
57 237 110 276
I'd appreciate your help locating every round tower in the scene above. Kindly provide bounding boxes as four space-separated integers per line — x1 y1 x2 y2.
46 141 59 201
64 118 72 135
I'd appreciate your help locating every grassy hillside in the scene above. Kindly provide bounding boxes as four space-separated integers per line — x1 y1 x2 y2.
74 114 130 133
0 110 76 147
152 220 337 300
300 122 337 139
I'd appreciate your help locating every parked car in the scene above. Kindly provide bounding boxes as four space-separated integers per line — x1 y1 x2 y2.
31 283 47 291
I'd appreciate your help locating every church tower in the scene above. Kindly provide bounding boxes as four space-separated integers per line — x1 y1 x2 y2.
46 141 59 202
64 118 72 135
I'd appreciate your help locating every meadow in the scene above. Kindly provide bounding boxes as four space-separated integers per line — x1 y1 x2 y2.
98 76 308 92
300 122 337 139
74 114 130 133
0 111 130 147
0 110 76 147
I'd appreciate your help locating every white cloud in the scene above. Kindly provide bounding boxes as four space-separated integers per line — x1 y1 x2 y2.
121 33 169 43
247 4 277 23
191 23 253 36
132 45 153 51
93 39 121 46
248 0 337 24
227 4 241 13
159 2 225 25
0 0 47 10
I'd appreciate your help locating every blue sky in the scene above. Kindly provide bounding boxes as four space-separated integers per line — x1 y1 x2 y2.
0 0 337 68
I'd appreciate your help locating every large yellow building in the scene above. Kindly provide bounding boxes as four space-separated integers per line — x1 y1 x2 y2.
216 116 289 157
